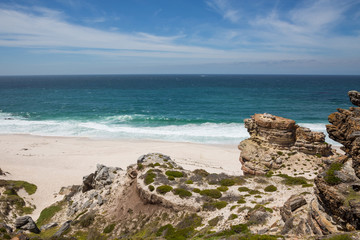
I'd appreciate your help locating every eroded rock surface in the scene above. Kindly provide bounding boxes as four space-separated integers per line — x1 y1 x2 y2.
239 113 332 175
315 90 360 231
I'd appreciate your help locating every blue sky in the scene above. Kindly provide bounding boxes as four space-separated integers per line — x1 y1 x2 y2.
0 0 359 75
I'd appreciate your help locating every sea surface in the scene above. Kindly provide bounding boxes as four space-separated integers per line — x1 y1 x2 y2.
0 75 359 145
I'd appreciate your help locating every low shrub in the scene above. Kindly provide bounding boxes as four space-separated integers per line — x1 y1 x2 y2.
277 174 308 186
165 170 184 178
264 185 277 192
103 223 116 234
185 180 193 184
324 234 352 240
173 188 192 198
324 162 343 185
200 189 222 199
217 186 228 192
238 187 250 192
228 214 238 220
208 216 221 226
203 201 228 210
156 185 173 194
220 179 235 186
193 169 209 177
148 185 155 192
144 170 156 185
192 188 201 193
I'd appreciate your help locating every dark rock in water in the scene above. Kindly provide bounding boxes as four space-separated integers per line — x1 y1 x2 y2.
53 220 72 237
40 222 58 231
15 216 40 233
349 90 360 107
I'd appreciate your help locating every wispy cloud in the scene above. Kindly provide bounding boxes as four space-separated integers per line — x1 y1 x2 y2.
206 0 240 23
0 6 224 59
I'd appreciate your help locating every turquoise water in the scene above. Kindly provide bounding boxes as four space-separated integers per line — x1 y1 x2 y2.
0 75 358 144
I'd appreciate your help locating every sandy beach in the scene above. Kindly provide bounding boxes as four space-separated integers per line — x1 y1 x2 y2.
0 134 242 219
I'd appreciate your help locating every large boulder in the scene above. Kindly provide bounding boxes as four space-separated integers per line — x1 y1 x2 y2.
14 216 40 233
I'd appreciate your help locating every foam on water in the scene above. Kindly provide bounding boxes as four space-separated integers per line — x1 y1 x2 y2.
0 112 341 145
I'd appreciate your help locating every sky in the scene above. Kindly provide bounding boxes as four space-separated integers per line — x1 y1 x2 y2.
0 0 360 75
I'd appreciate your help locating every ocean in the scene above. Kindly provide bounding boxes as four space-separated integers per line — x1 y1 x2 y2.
0 75 358 145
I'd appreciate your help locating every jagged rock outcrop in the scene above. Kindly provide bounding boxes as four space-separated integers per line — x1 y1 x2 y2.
82 164 122 192
315 90 360 231
52 220 71 237
239 113 332 175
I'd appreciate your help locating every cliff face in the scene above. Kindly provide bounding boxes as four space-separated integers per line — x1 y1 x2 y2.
239 113 332 175
315 90 360 231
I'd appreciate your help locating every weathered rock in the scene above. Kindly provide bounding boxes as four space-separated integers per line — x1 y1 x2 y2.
82 173 95 192
280 195 307 222
11 233 29 240
40 222 58 231
239 113 331 175
14 216 40 233
245 206 270 225
349 90 360 107
315 90 360 231
53 220 71 237
0 222 12 233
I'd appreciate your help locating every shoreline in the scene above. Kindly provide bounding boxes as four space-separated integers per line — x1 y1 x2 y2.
0 134 242 220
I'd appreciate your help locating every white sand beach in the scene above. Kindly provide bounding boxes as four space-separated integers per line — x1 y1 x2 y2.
0 134 242 219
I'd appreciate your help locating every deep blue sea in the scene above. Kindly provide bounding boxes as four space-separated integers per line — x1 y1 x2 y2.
0 75 359 144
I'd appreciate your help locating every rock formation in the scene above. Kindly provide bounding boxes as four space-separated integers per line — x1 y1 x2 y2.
315 90 360 231
239 113 332 175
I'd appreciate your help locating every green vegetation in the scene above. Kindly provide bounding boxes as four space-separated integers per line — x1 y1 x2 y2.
253 204 273 213
208 216 221 226
0 179 37 195
144 170 156 185
36 201 65 227
237 198 246 204
103 223 116 234
228 214 238 220
324 162 343 185
323 234 353 240
249 189 261 195
173 188 192 198
277 151 283 156
277 174 308 186
79 212 95 228
217 186 228 192
302 183 314 188
148 185 155 192
192 188 201 193
168 176 175 181
220 178 235 186
203 201 228 210
265 171 274 178
316 153 322 158
185 180 193 184
199 189 222 199
156 214 202 240
238 186 250 192
156 185 173 194
165 170 184 178
192 169 209 177
264 185 277 192
216 224 249 237
137 163 144 170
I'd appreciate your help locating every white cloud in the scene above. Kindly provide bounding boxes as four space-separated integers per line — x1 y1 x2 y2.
206 0 240 23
